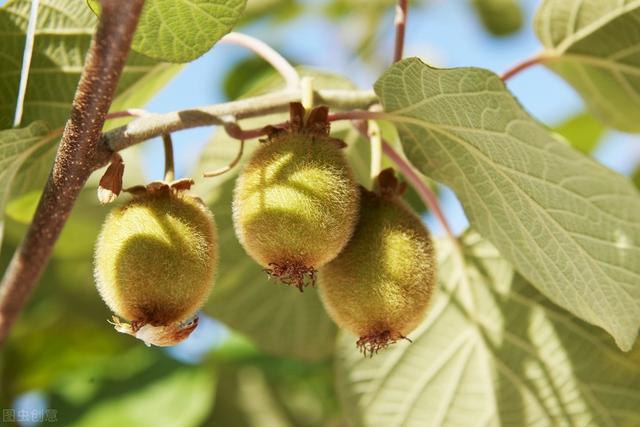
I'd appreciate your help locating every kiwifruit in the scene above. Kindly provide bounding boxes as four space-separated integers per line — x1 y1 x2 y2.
472 0 523 36
319 169 436 356
232 102 360 290
94 182 218 346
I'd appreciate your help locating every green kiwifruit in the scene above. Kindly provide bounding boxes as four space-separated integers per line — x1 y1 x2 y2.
472 0 523 36
232 103 360 290
319 169 436 356
94 183 218 346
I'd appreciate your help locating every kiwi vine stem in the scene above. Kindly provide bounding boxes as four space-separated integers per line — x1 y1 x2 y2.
500 53 551 81
348 119 458 245
162 133 175 182
367 119 383 180
0 0 145 345
221 32 300 89
394 0 409 63
102 89 378 152
381 141 458 245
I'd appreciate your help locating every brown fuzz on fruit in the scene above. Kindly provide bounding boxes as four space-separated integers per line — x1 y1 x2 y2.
319 168 437 356
265 261 318 292
94 181 218 346
232 102 360 290
356 331 413 357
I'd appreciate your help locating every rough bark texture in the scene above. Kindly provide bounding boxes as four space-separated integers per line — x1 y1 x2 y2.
0 0 145 344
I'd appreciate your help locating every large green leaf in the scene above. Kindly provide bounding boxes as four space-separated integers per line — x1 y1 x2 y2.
123 0 245 63
0 0 182 219
68 367 215 427
336 232 640 426
0 122 52 250
553 112 606 154
374 58 640 351
534 0 640 132
471 0 523 37
0 0 169 130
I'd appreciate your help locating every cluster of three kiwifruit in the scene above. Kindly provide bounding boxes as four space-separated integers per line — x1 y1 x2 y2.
94 103 436 353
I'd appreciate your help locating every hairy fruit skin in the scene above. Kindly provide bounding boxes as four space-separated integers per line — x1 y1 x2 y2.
319 179 436 355
232 104 359 289
94 189 218 345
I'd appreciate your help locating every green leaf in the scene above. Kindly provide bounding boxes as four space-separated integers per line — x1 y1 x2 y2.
1 0 182 210
0 122 51 249
5 190 40 223
106 62 183 130
240 0 301 25
129 0 246 63
222 56 278 101
0 0 166 130
68 367 215 427
534 0 640 132
336 231 640 426
374 58 640 351
553 112 606 154
471 0 524 37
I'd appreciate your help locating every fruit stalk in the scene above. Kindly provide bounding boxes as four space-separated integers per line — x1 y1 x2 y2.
394 0 409 63
221 32 300 89
162 133 175 182
0 0 145 345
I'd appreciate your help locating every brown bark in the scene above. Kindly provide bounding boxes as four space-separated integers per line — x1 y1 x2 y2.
0 0 145 344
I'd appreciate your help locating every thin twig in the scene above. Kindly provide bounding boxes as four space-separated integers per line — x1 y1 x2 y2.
0 0 144 344
202 139 245 178
328 110 384 122
162 133 175 182
381 141 457 243
101 89 378 153
105 108 150 120
393 0 409 63
221 32 300 89
500 53 551 81
13 0 40 127
367 119 383 180
349 118 457 244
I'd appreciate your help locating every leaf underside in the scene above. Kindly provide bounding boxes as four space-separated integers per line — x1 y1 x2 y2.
375 58 640 351
535 0 640 132
336 231 640 427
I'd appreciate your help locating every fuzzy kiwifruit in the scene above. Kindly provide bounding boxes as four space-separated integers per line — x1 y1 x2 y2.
472 0 523 36
94 183 218 346
319 169 436 356
232 103 360 290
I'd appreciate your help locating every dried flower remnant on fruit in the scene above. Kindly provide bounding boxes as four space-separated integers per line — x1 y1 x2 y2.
232 102 359 291
94 181 218 346
109 315 199 347
319 169 437 356
356 331 413 358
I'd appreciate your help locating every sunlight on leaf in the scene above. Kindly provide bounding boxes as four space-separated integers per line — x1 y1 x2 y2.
130 0 246 63
375 58 640 351
0 122 51 251
336 231 640 426
535 0 640 132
